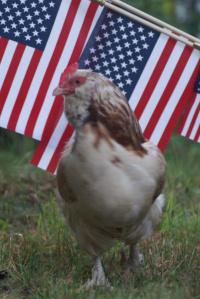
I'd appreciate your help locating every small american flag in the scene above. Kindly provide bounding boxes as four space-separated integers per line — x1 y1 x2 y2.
177 74 200 143
32 6 200 173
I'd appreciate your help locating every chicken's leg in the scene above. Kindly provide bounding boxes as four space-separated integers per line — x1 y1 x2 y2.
85 256 111 289
124 244 144 276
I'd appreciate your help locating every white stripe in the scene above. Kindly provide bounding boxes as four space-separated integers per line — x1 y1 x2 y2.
0 41 17 91
190 108 200 139
16 0 71 136
129 34 169 111
32 0 91 140
150 49 200 145
181 94 200 135
0 47 35 128
139 42 185 131
37 113 68 169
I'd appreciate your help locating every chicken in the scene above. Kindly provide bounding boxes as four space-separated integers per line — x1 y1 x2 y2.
53 62 166 288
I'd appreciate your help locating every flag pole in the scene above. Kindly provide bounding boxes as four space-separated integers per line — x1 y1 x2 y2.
92 0 200 50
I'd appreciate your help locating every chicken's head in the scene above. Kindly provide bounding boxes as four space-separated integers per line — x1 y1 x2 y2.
53 63 130 129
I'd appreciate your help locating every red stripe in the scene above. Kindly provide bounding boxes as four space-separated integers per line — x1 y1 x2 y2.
158 60 200 151
24 0 81 137
194 125 200 141
177 92 197 134
0 43 25 114
7 50 42 131
185 102 200 138
31 2 99 169
134 38 176 119
0 37 8 63
144 46 193 139
47 124 74 173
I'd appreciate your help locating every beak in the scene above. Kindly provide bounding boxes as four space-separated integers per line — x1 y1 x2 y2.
53 86 64 96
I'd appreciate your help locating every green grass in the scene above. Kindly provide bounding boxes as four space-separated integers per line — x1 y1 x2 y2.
0 135 200 299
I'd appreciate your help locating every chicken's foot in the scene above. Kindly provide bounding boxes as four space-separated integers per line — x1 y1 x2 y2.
85 256 112 289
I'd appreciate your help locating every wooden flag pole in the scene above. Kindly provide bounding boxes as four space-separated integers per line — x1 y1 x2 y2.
92 0 200 49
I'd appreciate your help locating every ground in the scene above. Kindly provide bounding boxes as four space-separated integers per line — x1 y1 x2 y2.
0 135 199 299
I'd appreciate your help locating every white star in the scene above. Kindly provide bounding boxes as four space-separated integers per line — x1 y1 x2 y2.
37 18 43 24
132 67 138 73
105 69 111 75
109 21 114 26
118 82 124 88
8 15 14 21
11 23 17 29
25 34 31 40
106 41 112 47
42 5 47 11
125 42 130 48
15 10 21 16
5 7 10 13
126 79 132 85
133 38 138 45
95 35 101 42
116 74 122 80
117 45 122 51
49 2 55 7
45 14 51 20
124 70 130 77
119 54 125 60
129 58 135 64
39 0 44 3
128 22 133 28
113 66 119 72
107 12 112 18
0 19 6 25
120 25 125 31
109 49 114 55
92 56 98 62
143 43 149 49
23 6 29 12
121 62 127 68
12 3 18 8
33 30 39 36
112 29 117 35
90 48 96 54
26 14 32 20
100 52 106 59
31 2 37 8
36 38 42 44
34 10 40 16
122 33 128 39
138 26 144 32
98 44 104 50
127 50 133 56
95 64 101 71
84 59 90 65
137 55 143 61
103 61 109 67
30 22 36 28
101 24 107 30
104 32 109 38
135 47 141 53
19 19 24 25
111 57 117 63
148 31 154 37
14 30 20 37
40 26 46 32
3 26 9 33
22 26 28 32
117 17 123 23
130 30 136 36
141 35 146 41
114 37 120 43
20 0 27 3
2 0 8 4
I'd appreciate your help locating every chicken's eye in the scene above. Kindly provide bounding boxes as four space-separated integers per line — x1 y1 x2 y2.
75 79 81 85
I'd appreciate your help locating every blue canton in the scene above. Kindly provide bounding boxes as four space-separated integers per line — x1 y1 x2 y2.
195 69 200 93
0 0 62 50
79 9 160 98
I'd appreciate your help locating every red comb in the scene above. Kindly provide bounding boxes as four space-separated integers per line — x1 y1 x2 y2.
59 62 79 86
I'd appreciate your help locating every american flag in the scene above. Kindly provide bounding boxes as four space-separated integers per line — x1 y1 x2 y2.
32 5 200 173
0 1 200 173
177 92 200 143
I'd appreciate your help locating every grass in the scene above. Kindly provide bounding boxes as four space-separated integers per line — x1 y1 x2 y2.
0 135 200 299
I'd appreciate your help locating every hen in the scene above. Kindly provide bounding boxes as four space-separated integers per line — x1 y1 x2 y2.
53 63 166 288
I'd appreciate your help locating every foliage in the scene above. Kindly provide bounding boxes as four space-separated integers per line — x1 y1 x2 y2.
0 135 199 298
